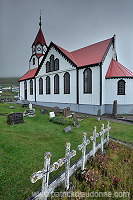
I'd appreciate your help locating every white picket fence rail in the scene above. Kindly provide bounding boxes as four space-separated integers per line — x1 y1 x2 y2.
28 121 111 200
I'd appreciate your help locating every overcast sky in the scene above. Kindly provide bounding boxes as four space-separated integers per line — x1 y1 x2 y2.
0 0 133 78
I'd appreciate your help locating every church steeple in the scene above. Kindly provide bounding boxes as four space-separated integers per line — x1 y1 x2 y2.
30 13 47 70
32 12 47 55
39 10 42 29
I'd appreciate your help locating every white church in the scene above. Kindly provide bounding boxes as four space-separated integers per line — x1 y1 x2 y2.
19 18 133 115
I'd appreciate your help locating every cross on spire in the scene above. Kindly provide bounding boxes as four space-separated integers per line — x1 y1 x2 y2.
39 10 42 28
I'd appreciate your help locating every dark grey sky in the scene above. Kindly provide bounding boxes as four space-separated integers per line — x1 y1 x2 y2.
0 0 133 77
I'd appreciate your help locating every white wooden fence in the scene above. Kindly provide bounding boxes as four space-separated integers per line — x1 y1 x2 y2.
28 121 111 200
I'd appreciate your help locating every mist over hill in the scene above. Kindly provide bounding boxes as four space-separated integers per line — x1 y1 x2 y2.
0 77 20 85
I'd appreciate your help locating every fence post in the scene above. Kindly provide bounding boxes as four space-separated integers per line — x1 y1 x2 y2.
106 121 110 145
100 124 104 154
65 143 71 190
77 132 90 171
41 152 51 200
65 143 76 190
90 126 99 157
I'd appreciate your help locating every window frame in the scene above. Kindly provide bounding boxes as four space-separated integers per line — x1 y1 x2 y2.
117 79 125 95
83 68 92 94
54 74 59 94
39 77 43 95
46 76 50 94
64 72 70 94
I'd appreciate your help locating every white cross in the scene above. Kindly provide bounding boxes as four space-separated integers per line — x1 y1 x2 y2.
90 126 99 156
78 132 90 171
65 142 76 190
30 152 59 200
99 124 106 153
106 121 111 145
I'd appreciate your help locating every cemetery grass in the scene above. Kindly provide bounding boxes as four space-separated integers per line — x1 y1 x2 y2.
0 103 133 200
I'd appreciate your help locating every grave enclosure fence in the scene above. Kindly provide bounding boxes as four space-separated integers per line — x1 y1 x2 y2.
28 122 111 200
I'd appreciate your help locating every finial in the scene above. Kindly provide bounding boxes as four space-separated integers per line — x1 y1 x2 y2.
39 10 42 28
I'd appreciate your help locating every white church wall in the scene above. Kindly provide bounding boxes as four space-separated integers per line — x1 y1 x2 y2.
29 55 38 70
37 47 75 77
105 78 133 104
36 68 77 104
26 79 35 101
78 66 100 105
19 81 24 100
102 44 113 105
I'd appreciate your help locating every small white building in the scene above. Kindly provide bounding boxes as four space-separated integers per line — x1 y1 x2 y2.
19 19 133 115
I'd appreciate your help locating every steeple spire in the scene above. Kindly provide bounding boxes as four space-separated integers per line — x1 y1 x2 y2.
39 10 42 28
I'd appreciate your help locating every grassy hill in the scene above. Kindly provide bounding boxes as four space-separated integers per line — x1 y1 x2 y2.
0 77 20 85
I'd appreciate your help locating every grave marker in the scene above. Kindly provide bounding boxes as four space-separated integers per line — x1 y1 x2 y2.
90 126 99 156
72 112 80 127
49 112 55 118
65 143 76 190
53 107 59 114
77 132 90 171
64 126 72 133
7 112 24 125
63 107 71 117
40 109 48 114
99 124 106 154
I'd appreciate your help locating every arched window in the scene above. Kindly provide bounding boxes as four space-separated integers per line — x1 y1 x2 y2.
64 72 70 94
117 80 125 95
46 61 50 73
24 81 27 100
55 58 59 71
39 78 43 95
50 55 54 72
54 74 59 94
83 68 92 93
30 79 33 95
46 76 50 94
33 58 35 65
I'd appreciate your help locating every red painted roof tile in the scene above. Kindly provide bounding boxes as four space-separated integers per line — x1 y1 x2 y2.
33 28 47 46
106 59 133 78
19 68 38 81
54 38 112 67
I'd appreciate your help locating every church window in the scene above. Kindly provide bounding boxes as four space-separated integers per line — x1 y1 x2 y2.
46 61 50 73
54 74 59 94
33 58 35 65
46 76 50 94
30 79 33 95
117 80 125 95
64 72 70 94
83 68 92 93
39 78 43 95
50 55 54 71
24 81 27 100
55 58 59 71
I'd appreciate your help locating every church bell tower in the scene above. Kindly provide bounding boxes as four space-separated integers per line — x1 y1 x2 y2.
29 12 47 70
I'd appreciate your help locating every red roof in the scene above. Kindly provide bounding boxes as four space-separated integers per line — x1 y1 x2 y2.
54 38 112 67
106 59 133 78
19 68 38 81
36 54 43 58
33 28 47 46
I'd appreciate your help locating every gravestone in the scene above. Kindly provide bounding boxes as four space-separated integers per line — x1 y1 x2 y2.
63 107 71 117
23 109 35 117
97 109 101 121
53 107 59 114
49 112 55 118
72 112 80 127
64 126 72 133
7 112 24 125
40 109 47 114
18 99 29 107
29 103 32 110
112 100 117 118
8 106 15 109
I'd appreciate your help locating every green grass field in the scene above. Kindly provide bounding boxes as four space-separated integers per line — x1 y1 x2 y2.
0 103 133 200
